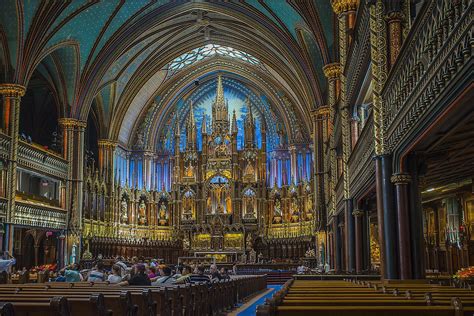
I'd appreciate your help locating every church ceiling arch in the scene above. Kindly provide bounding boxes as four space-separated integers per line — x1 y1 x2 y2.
0 1 333 128
114 57 307 151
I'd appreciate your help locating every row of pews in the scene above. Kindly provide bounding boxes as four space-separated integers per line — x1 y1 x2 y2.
0 275 266 316
257 278 474 316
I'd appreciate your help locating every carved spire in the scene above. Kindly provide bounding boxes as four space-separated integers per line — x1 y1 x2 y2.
216 75 225 107
244 96 255 148
211 74 229 135
231 110 238 134
201 114 207 134
186 100 197 150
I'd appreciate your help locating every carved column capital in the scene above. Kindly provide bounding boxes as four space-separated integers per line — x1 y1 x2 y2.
331 0 358 15
0 84 26 97
98 139 118 149
391 173 411 185
58 118 87 129
352 209 364 217
323 63 342 80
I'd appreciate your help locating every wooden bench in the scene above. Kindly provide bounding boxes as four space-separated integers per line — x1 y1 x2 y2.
257 278 474 316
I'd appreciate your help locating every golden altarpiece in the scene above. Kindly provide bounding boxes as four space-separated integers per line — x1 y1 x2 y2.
80 76 315 262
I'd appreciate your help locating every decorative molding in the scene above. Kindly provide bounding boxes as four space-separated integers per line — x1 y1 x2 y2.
323 63 342 80
331 0 358 15
0 84 26 97
391 173 412 185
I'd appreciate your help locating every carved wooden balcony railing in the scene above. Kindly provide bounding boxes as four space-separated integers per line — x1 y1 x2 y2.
12 201 67 229
348 114 375 199
0 133 68 180
336 177 344 212
383 0 472 152
0 198 6 220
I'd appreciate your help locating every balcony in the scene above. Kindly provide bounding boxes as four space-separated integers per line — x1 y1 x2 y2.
383 0 472 152
12 201 67 229
348 114 375 198
0 133 68 180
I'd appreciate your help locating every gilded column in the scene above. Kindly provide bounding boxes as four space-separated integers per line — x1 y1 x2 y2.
385 1 404 67
322 64 340 222
332 0 357 273
313 107 329 230
0 84 26 231
368 0 397 279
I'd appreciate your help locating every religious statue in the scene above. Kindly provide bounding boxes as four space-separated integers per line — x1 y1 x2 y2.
273 199 282 223
290 197 299 222
225 195 232 213
121 199 128 224
246 234 253 250
184 162 194 178
158 203 169 226
241 252 247 263
249 249 256 263
70 244 77 264
138 199 147 225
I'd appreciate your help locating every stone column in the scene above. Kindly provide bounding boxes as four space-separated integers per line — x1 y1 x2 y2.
59 118 86 262
313 107 329 229
392 173 412 279
353 209 364 273
0 84 25 253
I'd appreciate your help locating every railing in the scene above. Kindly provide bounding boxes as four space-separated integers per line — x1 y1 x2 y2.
348 114 375 197
383 0 472 152
0 133 68 179
12 201 67 229
18 140 68 179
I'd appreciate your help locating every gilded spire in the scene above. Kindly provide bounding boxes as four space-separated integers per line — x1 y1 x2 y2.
216 75 225 106
186 100 197 150
231 110 238 134
244 96 256 148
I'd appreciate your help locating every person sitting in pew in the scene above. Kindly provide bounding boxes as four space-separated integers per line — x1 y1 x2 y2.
210 264 223 281
118 264 151 286
107 264 123 284
189 265 211 284
175 265 192 284
0 251 16 273
62 263 83 282
152 266 175 285
54 270 66 282
87 261 105 282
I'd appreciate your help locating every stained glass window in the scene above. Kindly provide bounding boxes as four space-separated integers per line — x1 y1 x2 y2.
168 44 260 73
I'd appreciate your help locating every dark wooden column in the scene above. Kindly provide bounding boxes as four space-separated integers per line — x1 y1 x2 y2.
375 154 398 279
353 209 364 273
392 173 412 279
345 199 356 272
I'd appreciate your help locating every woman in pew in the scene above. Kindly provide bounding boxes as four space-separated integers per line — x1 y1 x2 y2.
118 264 151 286
87 261 106 282
62 263 83 282
175 265 192 284
107 264 123 284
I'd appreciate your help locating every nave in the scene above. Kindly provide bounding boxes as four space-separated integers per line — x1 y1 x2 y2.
0 0 473 315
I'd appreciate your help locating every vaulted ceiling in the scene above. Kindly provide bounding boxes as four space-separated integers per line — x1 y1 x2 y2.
0 1 335 149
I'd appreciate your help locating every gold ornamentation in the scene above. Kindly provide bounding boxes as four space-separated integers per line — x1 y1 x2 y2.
352 209 364 217
390 173 411 184
369 0 389 156
58 118 87 128
323 63 341 80
331 0 358 15
316 106 330 116
97 139 118 148
0 84 26 97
